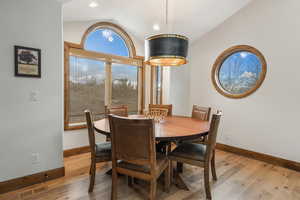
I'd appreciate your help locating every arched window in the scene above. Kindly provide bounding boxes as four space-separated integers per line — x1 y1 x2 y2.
84 29 129 57
64 22 143 129
81 22 136 57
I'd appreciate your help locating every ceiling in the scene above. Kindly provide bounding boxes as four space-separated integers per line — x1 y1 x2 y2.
62 0 252 43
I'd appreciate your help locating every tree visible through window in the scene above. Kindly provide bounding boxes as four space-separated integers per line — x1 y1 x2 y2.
69 57 105 123
112 63 138 113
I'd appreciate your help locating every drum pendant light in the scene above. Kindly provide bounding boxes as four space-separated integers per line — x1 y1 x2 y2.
145 0 189 66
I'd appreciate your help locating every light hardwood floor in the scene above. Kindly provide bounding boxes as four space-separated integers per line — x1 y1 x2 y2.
1 150 300 200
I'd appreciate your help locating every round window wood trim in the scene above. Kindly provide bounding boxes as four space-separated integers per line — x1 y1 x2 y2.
81 22 136 57
211 45 267 99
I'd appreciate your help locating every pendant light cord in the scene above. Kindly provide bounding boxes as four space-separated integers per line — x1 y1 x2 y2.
165 0 168 25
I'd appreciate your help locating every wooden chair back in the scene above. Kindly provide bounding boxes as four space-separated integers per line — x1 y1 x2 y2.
108 115 156 171
205 113 222 161
192 105 211 121
147 108 168 119
105 105 128 117
149 104 173 116
85 110 96 158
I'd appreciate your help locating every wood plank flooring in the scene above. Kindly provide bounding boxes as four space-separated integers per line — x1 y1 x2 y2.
1 150 300 200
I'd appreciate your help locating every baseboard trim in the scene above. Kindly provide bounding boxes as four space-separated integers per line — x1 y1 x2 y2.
63 146 90 157
216 143 300 172
0 167 65 194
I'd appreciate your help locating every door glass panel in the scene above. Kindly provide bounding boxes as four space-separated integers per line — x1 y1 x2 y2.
156 66 162 104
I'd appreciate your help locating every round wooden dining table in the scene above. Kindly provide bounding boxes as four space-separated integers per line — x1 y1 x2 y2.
94 115 210 191
94 115 210 141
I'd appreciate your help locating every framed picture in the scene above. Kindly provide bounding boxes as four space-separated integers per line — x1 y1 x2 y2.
15 45 41 78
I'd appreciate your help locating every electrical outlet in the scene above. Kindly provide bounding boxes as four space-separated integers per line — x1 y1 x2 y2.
31 153 40 164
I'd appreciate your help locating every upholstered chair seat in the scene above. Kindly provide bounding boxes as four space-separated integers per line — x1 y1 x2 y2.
169 143 206 162
95 142 111 158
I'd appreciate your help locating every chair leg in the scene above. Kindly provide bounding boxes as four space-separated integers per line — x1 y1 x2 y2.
211 150 217 181
88 161 96 193
127 176 133 187
111 169 118 200
164 162 171 193
149 180 157 200
177 162 183 173
204 164 212 200
170 161 174 183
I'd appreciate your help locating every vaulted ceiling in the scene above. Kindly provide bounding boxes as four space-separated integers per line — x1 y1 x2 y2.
62 0 252 43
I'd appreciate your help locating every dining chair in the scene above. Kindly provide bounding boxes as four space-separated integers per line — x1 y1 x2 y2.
149 104 173 116
85 110 112 193
192 105 211 121
168 113 222 200
105 105 128 117
147 108 169 119
108 115 170 200
177 105 212 173
187 105 212 144
105 105 128 141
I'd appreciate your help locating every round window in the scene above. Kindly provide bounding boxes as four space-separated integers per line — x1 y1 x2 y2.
212 45 267 98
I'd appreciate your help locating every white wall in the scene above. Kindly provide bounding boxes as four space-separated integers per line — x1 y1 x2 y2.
0 0 63 181
169 64 191 116
64 129 106 150
189 0 300 162
63 21 144 150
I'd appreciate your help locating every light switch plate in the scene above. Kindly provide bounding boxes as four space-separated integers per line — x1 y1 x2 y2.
29 91 38 102
31 153 40 164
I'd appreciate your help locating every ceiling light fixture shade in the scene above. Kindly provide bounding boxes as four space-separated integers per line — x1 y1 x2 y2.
145 34 189 66
144 0 189 66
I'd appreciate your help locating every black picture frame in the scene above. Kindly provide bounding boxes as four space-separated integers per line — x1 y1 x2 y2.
14 45 41 78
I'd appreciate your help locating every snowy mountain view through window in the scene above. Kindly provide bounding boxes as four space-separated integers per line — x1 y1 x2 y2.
218 51 262 94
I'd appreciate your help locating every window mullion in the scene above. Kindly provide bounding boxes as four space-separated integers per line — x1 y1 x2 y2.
105 61 112 106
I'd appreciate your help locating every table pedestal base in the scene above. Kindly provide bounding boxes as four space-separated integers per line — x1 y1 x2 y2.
174 173 189 190
171 164 190 191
